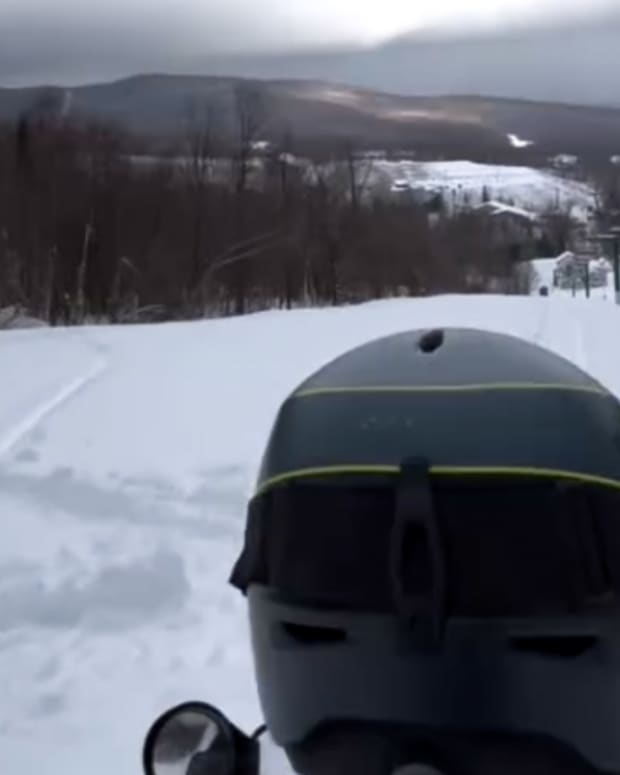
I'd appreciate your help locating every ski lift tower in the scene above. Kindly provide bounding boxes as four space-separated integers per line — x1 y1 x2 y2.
590 226 620 304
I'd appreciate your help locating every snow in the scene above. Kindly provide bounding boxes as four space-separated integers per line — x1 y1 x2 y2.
129 153 593 223
507 133 534 149
2 294 620 775
0 306 48 330
530 256 616 301
368 160 595 221
476 200 539 221
530 258 557 291
551 154 579 167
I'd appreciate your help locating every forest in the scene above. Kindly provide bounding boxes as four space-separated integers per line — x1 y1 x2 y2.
0 86 604 326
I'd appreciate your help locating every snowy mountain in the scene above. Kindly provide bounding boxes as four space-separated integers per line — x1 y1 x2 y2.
2 292 620 774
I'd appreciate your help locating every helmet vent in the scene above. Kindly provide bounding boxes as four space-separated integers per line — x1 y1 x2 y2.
418 330 444 354
509 635 597 658
281 622 347 645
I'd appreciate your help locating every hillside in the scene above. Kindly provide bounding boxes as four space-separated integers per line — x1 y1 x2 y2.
4 75 620 157
364 160 595 221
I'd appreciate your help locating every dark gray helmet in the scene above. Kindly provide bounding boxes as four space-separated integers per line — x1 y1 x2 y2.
231 328 620 774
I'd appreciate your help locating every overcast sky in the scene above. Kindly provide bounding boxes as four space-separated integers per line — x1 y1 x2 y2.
1 0 618 86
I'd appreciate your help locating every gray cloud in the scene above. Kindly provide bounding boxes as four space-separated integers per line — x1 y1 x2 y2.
1 0 372 84
190 12 620 107
1 0 619 89
0 1 285 84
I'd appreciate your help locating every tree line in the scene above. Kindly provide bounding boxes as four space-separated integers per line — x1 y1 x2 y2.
0 89 552 326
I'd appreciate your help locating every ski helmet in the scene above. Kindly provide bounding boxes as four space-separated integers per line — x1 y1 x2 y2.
231 328 620 775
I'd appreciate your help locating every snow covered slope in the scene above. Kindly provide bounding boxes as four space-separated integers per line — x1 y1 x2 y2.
1 295 620 775
369 160 595 220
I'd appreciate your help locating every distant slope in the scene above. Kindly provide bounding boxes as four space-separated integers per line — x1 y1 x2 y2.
3 74 620 156
366 160 595 221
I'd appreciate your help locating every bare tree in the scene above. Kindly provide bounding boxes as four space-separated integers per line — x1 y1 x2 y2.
229 83 269 313
182 98 219 313
540 207 579 255
233 83 266 197
0 111 533 329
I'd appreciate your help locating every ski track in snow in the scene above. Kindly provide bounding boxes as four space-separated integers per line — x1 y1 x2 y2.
573 316 589 373
0 294 618 775
0 355 109 458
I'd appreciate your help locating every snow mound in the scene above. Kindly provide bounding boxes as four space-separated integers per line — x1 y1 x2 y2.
0 306 48 330
2 295 620 774
507 133 534 149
